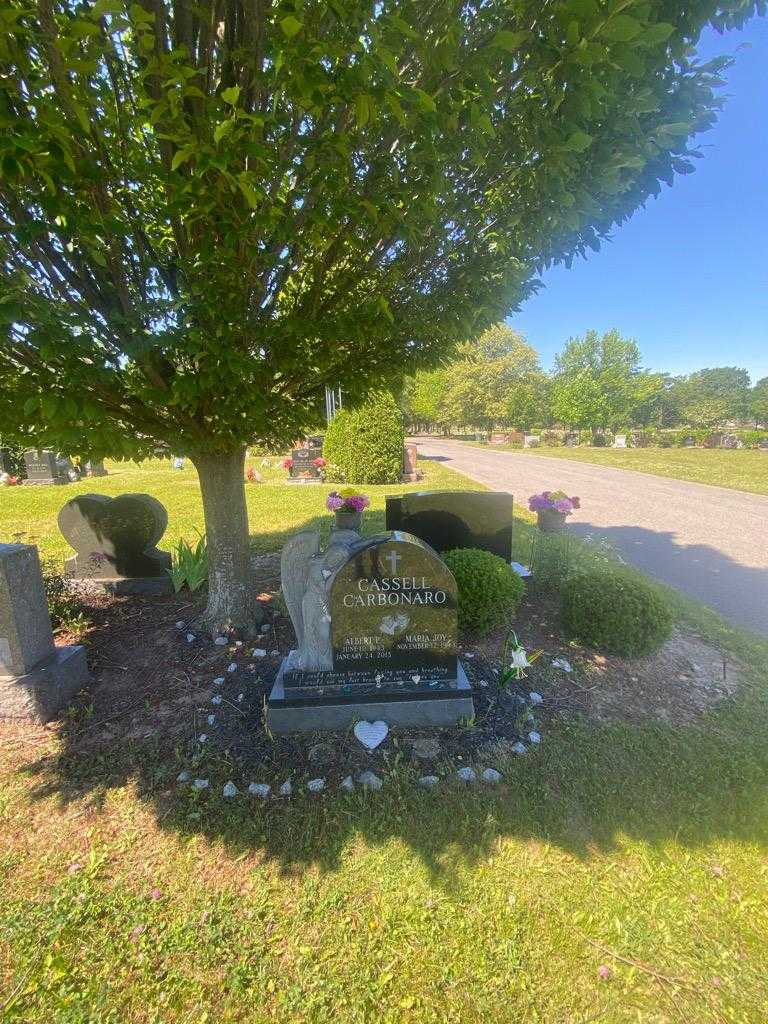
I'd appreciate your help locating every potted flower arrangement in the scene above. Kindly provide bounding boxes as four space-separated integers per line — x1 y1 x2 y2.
326 488 370 531
282 456 293 475
528 490 580 532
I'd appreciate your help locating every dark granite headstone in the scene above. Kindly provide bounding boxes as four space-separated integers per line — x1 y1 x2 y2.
683 436 696 448
267 531 472 732
386 490 513 561
564 432 579 448
758 439 768 451
289 447 322 480
703 433 722 449
0 449 13 475
23 450 66 486
721 433 740 449
58 493 171 592
84 459 108 477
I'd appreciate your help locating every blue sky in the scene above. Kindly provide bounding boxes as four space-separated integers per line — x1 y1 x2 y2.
510 15 768 384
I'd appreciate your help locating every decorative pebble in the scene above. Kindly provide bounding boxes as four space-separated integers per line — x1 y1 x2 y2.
260 624 271 634
340 775 354 792
211 695 222 705
307 778 325 793
176 770 191 783
464 652 475 659
529 692 544 704
192 778 209 790
237 693 244 703
252 648 267 658
478 679 488 688
270 649 280 656
248 782 271 799
175 621 185 629
214 636 228 646
234 641 243 648
186 633 196 643
511 741 527 755
552 658 572 673
227 662 238 673
418 775 440 788
222 781 238 798
456 767 477 783
482 768 502 784
213 677 224 686
207 714 216 725
357 771 383 791
278 780 293 797
528 731 541 744
198 733 208 743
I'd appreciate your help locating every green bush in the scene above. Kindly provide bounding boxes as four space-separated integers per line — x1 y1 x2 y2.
168 533 209 593
443 548 524 636
561 567 673 658
741 430 768 449
41 563 90 636
323 391 405 484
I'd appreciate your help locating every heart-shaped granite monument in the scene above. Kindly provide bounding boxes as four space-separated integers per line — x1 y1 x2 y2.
58 493 171 580
353 720 389 750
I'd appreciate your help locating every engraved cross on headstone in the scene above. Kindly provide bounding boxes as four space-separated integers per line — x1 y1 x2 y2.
385 549 401 575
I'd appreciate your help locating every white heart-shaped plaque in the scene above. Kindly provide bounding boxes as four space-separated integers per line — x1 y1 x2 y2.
411 674 421 684
354 720 389 750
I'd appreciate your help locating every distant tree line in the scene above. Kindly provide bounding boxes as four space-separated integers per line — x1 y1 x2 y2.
400 324 768 435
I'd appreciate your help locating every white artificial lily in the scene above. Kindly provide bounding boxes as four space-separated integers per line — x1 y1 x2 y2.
510 648 531 671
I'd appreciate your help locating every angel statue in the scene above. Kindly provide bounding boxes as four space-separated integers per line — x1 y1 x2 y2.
280 528 362 672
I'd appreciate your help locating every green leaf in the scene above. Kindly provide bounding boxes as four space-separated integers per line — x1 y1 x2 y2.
280 15 303 39
221 86 241 106
413 89 436 113
41 394 60 421
214 120 234 144
355 94 374 128
236 174 259 209
601 15 642 42
23 397 38 416
564 130 593 152
171 146 195 170
491 30 527 53
641 22 676 45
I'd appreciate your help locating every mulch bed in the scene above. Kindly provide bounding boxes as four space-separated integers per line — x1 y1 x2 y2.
28 557 742 795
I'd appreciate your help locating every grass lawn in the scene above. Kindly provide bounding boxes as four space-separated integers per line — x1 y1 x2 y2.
462 443 768 496
0 456 479 565
2 459 768 1022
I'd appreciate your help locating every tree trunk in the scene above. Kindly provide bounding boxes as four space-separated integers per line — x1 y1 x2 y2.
192 449 263 637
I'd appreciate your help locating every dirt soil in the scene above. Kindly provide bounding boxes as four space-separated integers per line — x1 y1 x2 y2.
10 564 743 790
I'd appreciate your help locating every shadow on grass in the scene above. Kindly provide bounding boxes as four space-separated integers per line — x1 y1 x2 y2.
15 515 768 884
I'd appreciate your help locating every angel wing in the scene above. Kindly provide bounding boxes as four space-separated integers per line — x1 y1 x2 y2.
280 530 321 648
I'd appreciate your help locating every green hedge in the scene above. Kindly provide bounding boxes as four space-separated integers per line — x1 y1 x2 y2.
323 391 405 484
443 548 525 636
561 567 673 658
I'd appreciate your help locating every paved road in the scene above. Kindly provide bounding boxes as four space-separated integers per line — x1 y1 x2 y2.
413 437 768 637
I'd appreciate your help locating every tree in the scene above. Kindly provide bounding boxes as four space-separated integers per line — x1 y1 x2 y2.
504 371 551 432
0 1 757 633
751 377 768 426
552 329 660 430
400 368 449 432
459 322 538 366
673 367 751 427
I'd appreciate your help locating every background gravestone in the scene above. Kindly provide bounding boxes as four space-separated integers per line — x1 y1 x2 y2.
267 530 472 732
58 493 172 594
23 450 66 485
386 491 514 560
0 543 90 722
288 447 322 482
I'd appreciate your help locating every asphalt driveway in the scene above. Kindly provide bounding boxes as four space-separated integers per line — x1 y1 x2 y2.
413 438 768 637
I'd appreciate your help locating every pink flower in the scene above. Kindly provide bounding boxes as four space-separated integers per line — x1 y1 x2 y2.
346 495 369 513
312 457 326 467
597 965 612 980
553 498 573 513
282 457 293 470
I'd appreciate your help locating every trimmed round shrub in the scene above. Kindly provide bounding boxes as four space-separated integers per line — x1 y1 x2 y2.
443 548 525 636
561 568 673 658
323 391 405 484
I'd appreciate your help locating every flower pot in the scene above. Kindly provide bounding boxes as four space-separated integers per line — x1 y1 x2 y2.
537 509 567 533
334 509 363 532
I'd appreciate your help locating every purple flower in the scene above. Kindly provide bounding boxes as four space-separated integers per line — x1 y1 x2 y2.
326 492 344 511
553 498 573 513
345 495 369 513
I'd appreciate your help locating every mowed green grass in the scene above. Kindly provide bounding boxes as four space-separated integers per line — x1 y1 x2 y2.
2 458 768 1022
0 456 479 565
465 443 768 496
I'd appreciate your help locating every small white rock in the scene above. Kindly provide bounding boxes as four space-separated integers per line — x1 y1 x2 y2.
248 782 271 799
252 648 267 658
186 633 196 643
529 691 544 704
307 778 325 793
511 741 527 755
482 768 502 784
214 636 228 646
237 693 244 703
278 780 293 797
176 770 191 783
198 733 208 743
552 657 572 673
227 662 238 673
211 695 222 706
213 677 225 686
418 775 440 788
478 679 488 688
464 652 475 659
528 731 541 744
176 621 185 629
340 775 354 792
207 714 216 725
192 778 209 790
456 767 477 783
357 771 383 791
223 781 238 798
260 624 270 634
234 640 243 648
270 649 279 656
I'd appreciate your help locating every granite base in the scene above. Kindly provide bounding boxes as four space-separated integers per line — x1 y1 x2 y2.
267 660 474 734
0 645 90 723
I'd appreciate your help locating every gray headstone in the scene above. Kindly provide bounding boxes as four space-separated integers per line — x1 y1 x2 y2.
386 490 513 560
23 449 66 485
0 543 89 722
58 493 171 585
